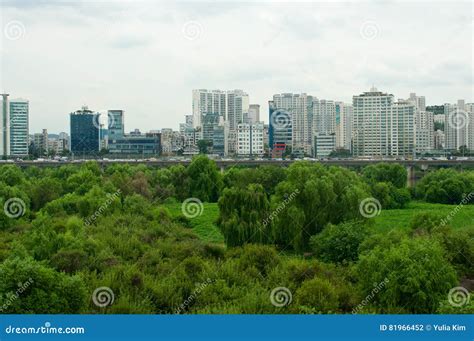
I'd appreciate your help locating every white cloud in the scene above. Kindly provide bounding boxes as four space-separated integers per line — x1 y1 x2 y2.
0 0 472 133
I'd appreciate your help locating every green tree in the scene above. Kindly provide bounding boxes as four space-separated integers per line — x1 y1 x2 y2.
186 155 222 202
218 184 271 246
271 162 369 251
0 256 87 313
356 237 457 313
310 221 372 263
363 163 407 188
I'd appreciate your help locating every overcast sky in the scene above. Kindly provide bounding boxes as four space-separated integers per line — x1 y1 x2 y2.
0 0 472 133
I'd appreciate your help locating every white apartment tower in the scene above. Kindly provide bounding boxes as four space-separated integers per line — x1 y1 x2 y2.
192 89 227 129
444 102 468 151
313 99 336 135
391 100 416 156
415 110 434 153
335 102 353 151
353 88 394 157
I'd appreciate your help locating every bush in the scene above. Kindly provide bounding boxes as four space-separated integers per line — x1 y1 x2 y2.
310 221 372 263
295 278 339 313
356 237 457 313
0 257 87 313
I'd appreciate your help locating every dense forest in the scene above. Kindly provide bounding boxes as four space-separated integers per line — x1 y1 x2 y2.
0 157 472 314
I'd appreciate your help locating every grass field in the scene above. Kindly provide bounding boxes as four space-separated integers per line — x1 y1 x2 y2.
373 201 474 232
164 201 472 244
163 202 223 244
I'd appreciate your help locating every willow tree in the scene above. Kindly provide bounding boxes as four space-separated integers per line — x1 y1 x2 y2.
271 162 369 252
186 155 222 202
217 184 271 246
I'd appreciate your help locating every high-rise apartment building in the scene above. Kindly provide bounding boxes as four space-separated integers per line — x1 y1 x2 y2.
353 87 396 157
409 93 426 111
415 110 434 153
336 103 353 151
391 100 416 156
273 93 313 155
9 98 29 156
444 102 468 151
353 90 416 157
313 99 335 135
248 104 260 123
192 89 227 129
192 89 249 155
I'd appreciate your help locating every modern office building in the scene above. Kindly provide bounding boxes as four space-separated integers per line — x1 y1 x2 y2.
269 100 293 157
201 112 220 142
212 124 226 156
108 110 124 140
237 122 264 156
108 133 161 156
313 133 336 157
352 87 395 157
9 98 29 156
0 94 10 157
70 106 100 155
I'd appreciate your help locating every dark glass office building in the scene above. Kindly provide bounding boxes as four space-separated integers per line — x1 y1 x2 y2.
70 106 100 155
268 101 292 157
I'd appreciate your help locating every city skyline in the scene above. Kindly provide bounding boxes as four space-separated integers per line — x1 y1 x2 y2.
4 87 473 134
1 1 472 132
